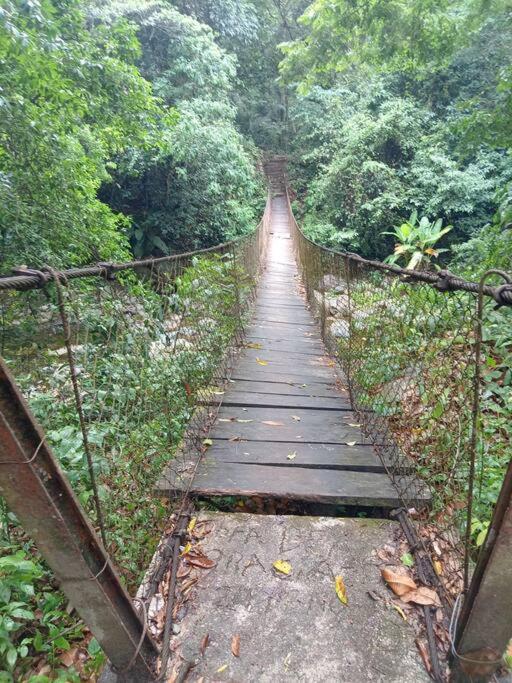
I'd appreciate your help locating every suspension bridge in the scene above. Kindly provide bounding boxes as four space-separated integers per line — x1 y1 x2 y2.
159 160 428 511
0 159 510 682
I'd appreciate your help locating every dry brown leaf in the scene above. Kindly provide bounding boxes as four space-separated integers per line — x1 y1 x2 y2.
381 567 417 597
262 421 284 426
416 638 432 673
231 634 241 657
200 633 210 656
402 586 441 607
59 648 78 668
188 556 216 569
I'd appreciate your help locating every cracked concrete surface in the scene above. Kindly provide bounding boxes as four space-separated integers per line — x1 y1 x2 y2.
173 512 429 682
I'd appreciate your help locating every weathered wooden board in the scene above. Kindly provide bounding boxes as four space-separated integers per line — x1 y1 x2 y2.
252 315 316 328
230 367 337 384
240 348 329 364
234 360 336 382
246 322 320 338
244 339 324 356
210 407 363 443
203 441 385 471
188 461 421 507
220 390 351 411
226 379 342 398
246 334 325 356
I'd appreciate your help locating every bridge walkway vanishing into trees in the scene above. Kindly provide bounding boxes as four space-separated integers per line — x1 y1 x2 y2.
0 158 511 682
158 167 429 510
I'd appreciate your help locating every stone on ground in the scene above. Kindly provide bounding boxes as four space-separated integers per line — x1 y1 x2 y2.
172 512 429 682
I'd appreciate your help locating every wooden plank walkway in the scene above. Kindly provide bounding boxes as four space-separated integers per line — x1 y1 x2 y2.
158 193 428 509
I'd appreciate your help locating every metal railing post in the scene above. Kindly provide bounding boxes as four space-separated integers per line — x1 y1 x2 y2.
0 358 158 682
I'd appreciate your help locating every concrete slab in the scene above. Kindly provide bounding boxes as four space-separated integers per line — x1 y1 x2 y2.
172 512 429 682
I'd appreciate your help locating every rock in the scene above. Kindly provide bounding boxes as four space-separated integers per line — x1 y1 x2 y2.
164 314 182 332
321 274 346 291
327 294 350 317
329 319 349 339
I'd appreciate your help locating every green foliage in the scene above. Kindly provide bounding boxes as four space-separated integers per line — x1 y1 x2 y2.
96 1 263 253
0 541 100 681
383 211 452 269
289 86 499 258
0 0 166 270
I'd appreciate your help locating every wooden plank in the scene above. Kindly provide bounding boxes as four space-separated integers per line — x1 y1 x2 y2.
234 361 336 382
188 461 422 507
245 337 323 352
240 348 329 363
210 406 363 443
220 390 351 410
204 441 384 471
230 368 338 384
226 379 343 398
251 317 316 328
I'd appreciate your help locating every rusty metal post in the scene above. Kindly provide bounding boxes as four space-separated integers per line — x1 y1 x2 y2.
451 458 512 681
0 358 158 682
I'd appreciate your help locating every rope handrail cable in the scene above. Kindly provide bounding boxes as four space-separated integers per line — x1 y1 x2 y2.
285 189 512 307
0 225 262 292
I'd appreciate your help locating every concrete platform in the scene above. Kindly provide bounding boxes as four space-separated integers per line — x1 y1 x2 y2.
172 512 429 682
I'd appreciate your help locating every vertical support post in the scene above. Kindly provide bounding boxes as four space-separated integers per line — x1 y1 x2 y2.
0 359 158 682
452 458 512 681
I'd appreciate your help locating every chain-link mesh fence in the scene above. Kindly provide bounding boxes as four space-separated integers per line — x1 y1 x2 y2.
287 190 512 620
0 198 269 638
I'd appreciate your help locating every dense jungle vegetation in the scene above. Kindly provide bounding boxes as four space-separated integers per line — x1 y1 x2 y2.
0 0 511 680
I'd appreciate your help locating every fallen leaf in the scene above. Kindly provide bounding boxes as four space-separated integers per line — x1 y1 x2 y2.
346 441 357 447
180 542 192 556
262 421 284 426
291 415 301 422
402 586 441 607
256 357 268 366
392 603 408 622
187 517 197 534
202 439 213 447
381 567 417 597
335 576 348 605
287 451 297 460
188 556 216 569
200 633 210 656
177 564 191 579
247 342 262 349
59 648 78 667
237 419 253 423
216 664 228 673
273 560 292 575
416 639 431 673
433 560 443 576
231 634 240 657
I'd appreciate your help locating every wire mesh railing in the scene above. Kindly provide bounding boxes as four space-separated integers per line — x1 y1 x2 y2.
286 188 512 670
0 196 270 678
